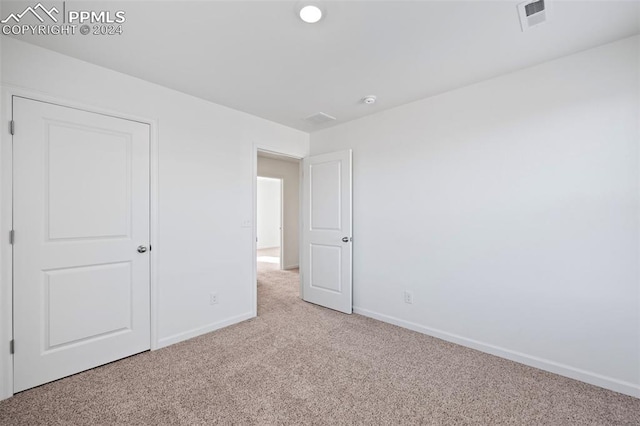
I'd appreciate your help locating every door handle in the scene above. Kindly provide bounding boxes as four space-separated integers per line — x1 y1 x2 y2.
342 237 350 243
137 245 148 253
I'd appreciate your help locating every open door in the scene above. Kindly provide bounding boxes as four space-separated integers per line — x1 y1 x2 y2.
302 150 352 314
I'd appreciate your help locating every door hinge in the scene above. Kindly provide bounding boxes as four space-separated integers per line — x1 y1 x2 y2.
9 230 14 245
9 340 14 354
9 120 14 136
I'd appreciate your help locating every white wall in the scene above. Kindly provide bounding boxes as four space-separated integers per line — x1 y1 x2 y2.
310 36 640 397
258 156 300 269
257 177 281 250
0 37 309 400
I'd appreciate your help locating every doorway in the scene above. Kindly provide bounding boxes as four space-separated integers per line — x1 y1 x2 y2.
256 151 301 272
254 149 302 315
257 176 283 271
251 147 353 317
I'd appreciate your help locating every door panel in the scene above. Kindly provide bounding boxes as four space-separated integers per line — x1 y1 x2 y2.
13 97 151 392
47 125 131 240
46 262 132 348
310 244 342 292
302 150 352 314
310 161 341 230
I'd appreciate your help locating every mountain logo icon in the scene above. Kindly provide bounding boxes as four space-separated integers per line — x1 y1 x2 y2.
1 3 59 24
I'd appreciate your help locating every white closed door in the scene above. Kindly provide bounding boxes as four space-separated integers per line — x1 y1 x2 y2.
302 150 352 314
13 97 151 392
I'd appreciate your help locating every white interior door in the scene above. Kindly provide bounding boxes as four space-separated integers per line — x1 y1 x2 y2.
13 97 151 392
302 150 352 314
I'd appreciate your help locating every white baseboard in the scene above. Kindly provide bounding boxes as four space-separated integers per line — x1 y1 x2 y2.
353 306 640 398
156 312 255 349
283 264 299 270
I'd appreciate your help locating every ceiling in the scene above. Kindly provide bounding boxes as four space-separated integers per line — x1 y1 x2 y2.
4 1 639 132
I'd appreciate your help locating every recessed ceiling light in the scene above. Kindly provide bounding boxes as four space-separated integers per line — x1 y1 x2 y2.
299 5 322 24
362 95 377 105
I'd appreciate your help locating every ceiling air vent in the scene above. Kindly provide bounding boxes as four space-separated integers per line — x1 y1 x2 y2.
518 0 548 31
304 112 337 125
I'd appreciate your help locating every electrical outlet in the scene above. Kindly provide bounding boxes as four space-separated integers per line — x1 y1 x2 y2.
403 291 413 304
209 292 219 305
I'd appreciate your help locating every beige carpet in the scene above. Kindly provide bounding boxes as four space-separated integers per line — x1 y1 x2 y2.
1 265 640 424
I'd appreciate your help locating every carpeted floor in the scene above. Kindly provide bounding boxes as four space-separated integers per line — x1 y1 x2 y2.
1 263 640 424
256 247 281 271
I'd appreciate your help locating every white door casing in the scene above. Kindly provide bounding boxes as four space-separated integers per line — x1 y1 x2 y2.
13 97 151 392
302 150 352 314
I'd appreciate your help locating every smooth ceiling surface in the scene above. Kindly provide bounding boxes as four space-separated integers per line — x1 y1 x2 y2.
3 1 639 131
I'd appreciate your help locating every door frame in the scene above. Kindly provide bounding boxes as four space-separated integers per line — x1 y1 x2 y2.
252 144 303 317
0 85 160 401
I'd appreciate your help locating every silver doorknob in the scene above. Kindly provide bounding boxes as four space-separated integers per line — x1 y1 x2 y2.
342 237 350 243
137 245 148 253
